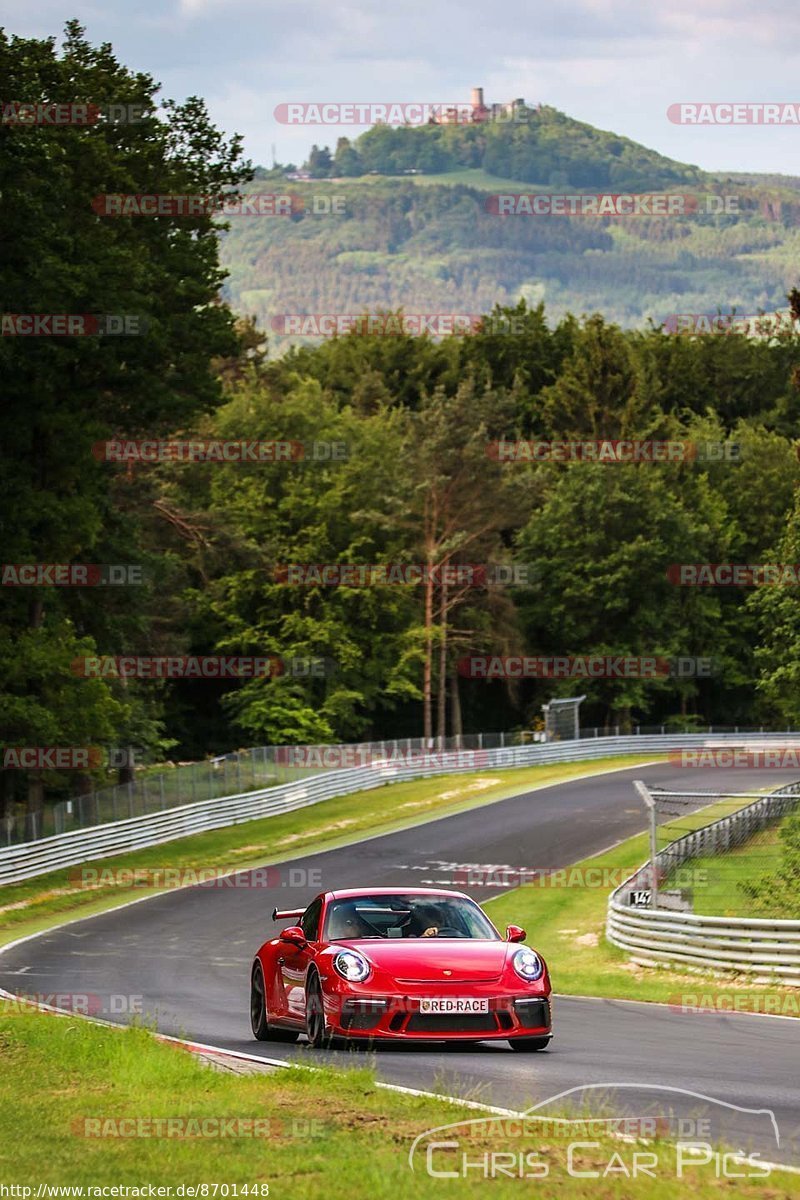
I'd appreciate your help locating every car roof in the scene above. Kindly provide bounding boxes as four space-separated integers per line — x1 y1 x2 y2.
326 886 470 901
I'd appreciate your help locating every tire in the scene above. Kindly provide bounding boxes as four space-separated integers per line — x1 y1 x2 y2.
304 973 335 1049
509 1035 551 1052
250 962 299 1043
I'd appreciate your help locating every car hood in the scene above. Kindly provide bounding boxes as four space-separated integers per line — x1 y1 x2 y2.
337 939 511 983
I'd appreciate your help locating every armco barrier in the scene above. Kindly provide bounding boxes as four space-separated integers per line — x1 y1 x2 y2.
607 781 800 984
1 731 798 887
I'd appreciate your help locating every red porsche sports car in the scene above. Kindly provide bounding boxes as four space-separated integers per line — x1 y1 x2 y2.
250 886 552 1049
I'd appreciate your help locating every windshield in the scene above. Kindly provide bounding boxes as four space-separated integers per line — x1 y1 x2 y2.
324 893 500 941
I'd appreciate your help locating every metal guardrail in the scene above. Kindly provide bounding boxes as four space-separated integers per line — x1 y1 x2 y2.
607 781 800 984
1 732 548 847
3 723 786 847
1 730 799 887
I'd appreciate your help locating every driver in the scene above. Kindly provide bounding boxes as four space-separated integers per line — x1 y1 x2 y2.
328 903 373 939
409 903 445 938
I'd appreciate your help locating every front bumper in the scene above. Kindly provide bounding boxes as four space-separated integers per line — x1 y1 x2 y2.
328 993 552 1041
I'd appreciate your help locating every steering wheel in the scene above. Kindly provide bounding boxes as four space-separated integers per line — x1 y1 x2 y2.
433 926 466 937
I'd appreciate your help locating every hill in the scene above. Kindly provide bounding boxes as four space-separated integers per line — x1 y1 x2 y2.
219 108 800 345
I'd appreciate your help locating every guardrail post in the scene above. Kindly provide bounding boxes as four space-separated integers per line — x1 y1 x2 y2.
634 779 659 910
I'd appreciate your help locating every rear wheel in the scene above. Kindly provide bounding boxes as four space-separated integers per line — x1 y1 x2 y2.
509 1035 551 1052
250 962 299 1043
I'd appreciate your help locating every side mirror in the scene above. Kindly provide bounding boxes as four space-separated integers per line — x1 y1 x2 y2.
506 924 526 944
279 926 307 948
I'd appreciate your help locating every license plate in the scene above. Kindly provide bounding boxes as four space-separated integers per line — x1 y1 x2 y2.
419 997 489 1013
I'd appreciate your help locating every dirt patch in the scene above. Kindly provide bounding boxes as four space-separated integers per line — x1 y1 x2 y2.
437 778 502 801
275 819 358 847
0 887 83 916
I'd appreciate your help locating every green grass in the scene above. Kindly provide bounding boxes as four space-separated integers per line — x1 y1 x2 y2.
0 1007 794 1196
0 756 662 947
659 790 799 917
665 824 785 917
486 798 800 1011
321 168 546 191
397 167 553 191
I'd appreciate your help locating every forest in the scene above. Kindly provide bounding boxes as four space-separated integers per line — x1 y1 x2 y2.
4 26 800 820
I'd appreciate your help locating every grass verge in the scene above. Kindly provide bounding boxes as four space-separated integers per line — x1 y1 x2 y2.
666 824 784 918
0 756 661 947
0 1007 793 1196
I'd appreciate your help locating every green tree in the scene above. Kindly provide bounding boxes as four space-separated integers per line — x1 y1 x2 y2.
305 144 333 177
333 137 364 177
0 23 250 818
750 493 800 726
515 465 729 728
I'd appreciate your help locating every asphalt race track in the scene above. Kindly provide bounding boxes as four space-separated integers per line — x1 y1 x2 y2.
2 763 799 1167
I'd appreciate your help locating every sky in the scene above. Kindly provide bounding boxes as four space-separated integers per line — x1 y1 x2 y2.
5 0 800 174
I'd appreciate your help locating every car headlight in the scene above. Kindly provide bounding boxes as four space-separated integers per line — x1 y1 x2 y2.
332 950 371 983
513 947 543 982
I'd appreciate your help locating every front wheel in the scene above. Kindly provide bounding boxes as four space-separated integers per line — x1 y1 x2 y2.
304 973 335 1048
250 962 299 1043
509 1035 551 1052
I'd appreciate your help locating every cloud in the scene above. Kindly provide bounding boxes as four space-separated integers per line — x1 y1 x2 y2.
6 0 800 171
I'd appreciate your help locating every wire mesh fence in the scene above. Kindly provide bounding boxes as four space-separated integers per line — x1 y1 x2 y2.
0 730 547 847
3 724 798 850
633 782 800 914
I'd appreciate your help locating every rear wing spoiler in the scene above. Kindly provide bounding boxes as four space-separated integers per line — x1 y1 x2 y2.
272 907 304 921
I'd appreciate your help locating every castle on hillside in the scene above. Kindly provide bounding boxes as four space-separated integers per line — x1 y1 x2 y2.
430 87 529 125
